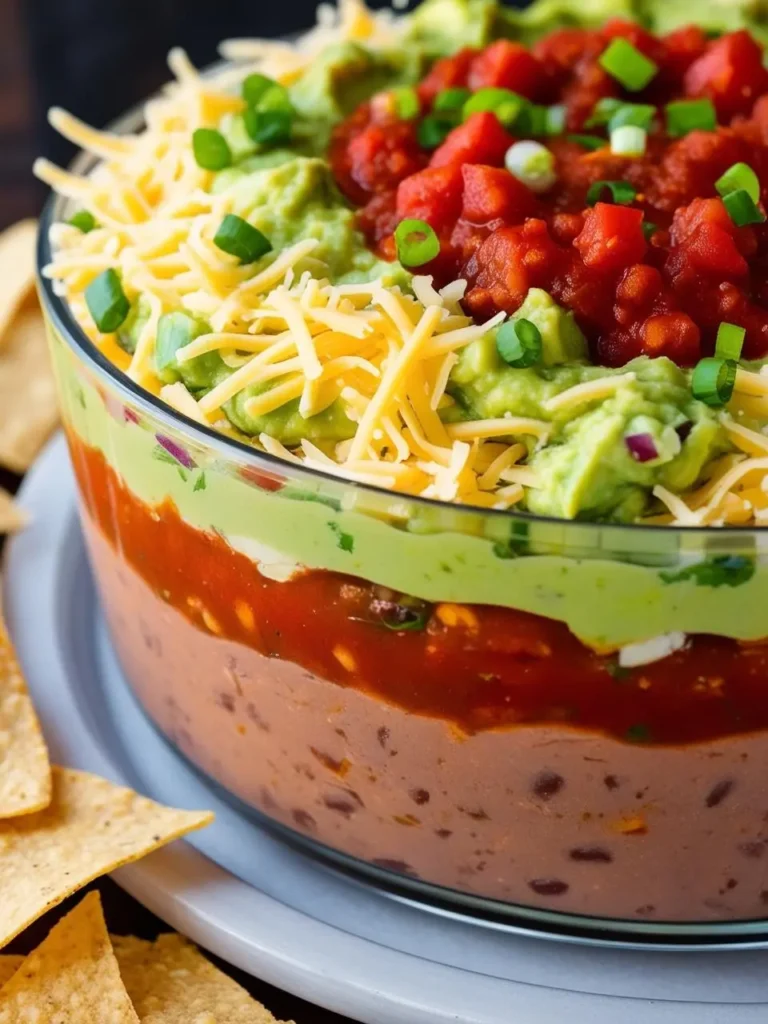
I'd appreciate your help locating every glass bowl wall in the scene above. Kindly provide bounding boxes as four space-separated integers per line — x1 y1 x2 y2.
36 140 768 941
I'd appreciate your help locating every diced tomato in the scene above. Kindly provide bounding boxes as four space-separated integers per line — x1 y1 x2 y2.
418 48 477 105
671 197 736 245
684 31 768 120
463 219 563 317
573 204 647 273
533 28 594 76
396 164 464 233
642 312 701 364
467 40 546 99
679 221 749 278
345 121 425 200
430 111 514 169
358 190 399 250
661 25 708 82
460 164 537 225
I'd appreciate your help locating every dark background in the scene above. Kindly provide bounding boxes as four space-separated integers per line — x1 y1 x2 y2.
1 0 413 229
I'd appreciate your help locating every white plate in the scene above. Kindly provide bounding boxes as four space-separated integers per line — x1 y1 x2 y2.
5 434 768 1023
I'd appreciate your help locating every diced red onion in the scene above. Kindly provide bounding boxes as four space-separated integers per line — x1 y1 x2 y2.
156 433 196 469
625 432 658 463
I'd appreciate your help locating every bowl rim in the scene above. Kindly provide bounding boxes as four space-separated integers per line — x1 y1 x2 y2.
33 79 766 541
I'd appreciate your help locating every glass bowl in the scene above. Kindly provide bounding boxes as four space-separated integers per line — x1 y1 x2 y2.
35 107 768 945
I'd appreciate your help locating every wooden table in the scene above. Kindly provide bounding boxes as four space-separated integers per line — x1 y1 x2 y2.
1 464 352 1024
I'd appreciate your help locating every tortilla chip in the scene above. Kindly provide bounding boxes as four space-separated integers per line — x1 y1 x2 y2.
0 958 22 989
0 220 37 348
112 933 292 1024
0 767 213 949
0 298 60 473
0 489 26 534
0 892 139 1022
0 614 51 817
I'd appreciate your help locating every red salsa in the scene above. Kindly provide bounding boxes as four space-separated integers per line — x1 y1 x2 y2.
329 22 768 366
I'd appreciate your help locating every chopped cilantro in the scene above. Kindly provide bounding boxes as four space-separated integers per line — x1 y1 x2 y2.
659 556 755 588
282 488 341 512
193 472 207 492
625 723 652 743
153 444 178 466
329 522 354 553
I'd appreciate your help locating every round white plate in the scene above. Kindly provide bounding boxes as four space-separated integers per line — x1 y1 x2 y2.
5 433 768 1023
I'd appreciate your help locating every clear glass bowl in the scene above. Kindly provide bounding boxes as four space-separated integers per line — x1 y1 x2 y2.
36 121 768 945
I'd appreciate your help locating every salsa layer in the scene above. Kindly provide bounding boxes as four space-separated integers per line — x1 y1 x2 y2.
69 431 768 745
330 22 768 366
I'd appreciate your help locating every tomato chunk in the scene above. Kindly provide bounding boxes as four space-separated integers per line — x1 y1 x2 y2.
430 111 514 169
460 164 537 225
684 30 768 120
345 121 425 200
468 40 545 99
396 164 464 232
642 312 701 365
573 204 647 273
679 221 749 278
418 48 477 105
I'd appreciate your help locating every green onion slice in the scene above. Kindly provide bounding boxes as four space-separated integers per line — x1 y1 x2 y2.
68 210 97 233
394 218 440 267
244 108 293 146
567 134 606 151
691 356 737 407
255 83 294 115
496 317 543 368
515 104 548 136
242 72 276 107
609 103 656 131
610 124 647 156
85 269 130 334
715 322 746 361
434 87 471 113
544 104 567 135
716 162 761 204
599 38 659 92
418 114 455 150
665 98 717 137
192 128 232 171
586 179 638 206
463 87 525 126
585 98 624 128
722 188 766 227
393 87 420 121
213 214 272 264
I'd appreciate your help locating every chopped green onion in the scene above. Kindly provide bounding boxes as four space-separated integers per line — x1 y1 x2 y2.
642 221 658 241
545 104 567 135
665 98 717 137
716 162 761 204
585 98 624 128
691 356 737 407
599 38 659 91
393 87 420 121
213 214 272 264
256 83 294 115
242 72 275 107
192 128 232 170
463 87 525 127
394 218 440 267
244 108 293 146
722 188 766 226
68 210 97 233
496 318 543 367
586 180 638 206
609 103 656 131
715 322 746 361
434 87 471 113
85 269 130 334
418 114 455 149
515 104 548 136
156 312 198 378
610 124 647 156
567 134 607 151
505 141 557 193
